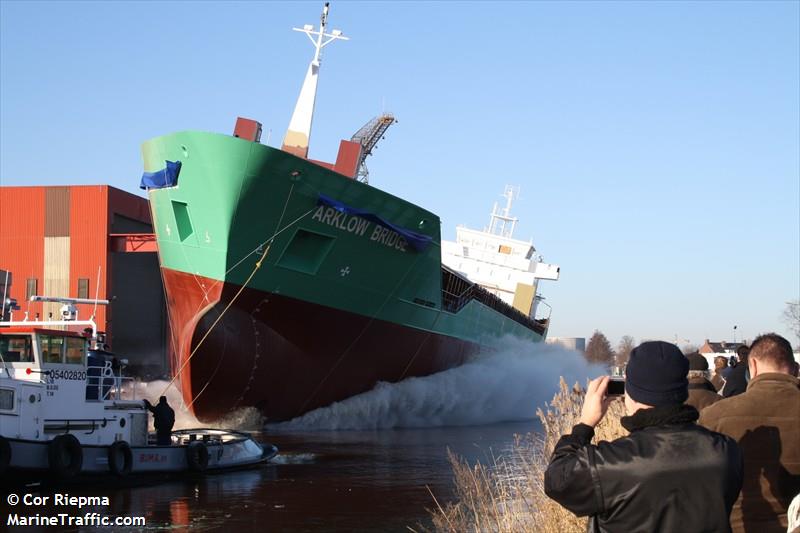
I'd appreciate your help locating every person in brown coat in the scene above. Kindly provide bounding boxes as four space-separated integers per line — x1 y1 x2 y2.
686 352 722 411
712 355 729 392
699 333 800 533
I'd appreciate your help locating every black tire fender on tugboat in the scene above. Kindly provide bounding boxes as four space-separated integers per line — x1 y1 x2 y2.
107 440 133 477
0 435 11 475
186 441 209 472
48 434 83 479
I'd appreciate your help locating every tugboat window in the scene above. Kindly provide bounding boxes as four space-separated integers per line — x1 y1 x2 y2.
0 335 33 363
40 335 64 364
0 389 13 410
65 337 84 364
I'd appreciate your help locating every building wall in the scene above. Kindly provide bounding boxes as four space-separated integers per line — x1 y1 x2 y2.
0 185 166 374
69 185 108 329
0 187 45 319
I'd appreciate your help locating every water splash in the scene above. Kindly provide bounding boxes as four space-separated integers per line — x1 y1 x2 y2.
213 406 265 431
270 338 602 431
130 380 264 431
269 453 319 465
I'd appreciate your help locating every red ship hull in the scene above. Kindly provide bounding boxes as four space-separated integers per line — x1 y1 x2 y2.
162 268 480 422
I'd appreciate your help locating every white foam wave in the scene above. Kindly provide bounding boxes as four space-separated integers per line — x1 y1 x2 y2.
129 380 264 431
269 453 318 465
270 338 602 431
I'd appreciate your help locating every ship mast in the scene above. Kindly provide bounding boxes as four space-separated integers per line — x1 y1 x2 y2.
488 185 519 238
281 2 348 159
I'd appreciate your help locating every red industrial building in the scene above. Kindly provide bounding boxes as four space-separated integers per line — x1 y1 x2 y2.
0 185 166 376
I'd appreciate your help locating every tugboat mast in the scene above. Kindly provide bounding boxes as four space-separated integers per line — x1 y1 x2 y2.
281 2 348 159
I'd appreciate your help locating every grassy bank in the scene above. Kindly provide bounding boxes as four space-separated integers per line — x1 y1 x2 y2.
425 378 626 533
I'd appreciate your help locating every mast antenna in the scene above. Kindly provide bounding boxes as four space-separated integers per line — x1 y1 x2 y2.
281 2 349 159
488 185 520 238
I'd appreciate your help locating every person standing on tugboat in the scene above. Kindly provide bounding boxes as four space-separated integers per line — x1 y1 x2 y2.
143 396 175 445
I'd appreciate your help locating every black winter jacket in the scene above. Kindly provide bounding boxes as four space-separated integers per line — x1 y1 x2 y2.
147 402 175 432
544 404 744 533
722 364 748 398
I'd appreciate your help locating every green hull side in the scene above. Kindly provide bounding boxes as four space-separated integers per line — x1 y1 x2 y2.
143 131 544 346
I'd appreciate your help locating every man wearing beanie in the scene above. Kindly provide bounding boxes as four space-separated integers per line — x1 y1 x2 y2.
545 341 743 533
686 352 722 411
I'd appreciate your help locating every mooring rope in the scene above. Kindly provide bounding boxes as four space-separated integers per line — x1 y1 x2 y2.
182 183 300 409
159 242 272 399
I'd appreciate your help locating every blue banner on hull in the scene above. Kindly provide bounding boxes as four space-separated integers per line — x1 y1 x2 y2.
317 194 433 252
140 160 182 190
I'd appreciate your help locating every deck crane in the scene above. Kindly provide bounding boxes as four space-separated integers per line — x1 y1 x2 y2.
350 113 396 184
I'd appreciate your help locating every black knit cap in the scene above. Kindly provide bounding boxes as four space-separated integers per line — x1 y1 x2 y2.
687 352 709 371
625 341 689 406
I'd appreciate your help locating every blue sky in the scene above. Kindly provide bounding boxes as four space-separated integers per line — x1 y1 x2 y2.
1 1 798 348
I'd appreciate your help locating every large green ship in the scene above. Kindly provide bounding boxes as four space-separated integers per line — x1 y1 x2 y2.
141 4 557 422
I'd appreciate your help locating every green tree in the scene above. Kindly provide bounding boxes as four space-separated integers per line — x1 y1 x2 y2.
585 330 615 365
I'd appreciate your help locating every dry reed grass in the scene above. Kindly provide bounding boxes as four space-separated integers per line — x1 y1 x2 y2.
421 377 627 533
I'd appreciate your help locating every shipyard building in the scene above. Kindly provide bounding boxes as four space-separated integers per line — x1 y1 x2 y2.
0 185 167 376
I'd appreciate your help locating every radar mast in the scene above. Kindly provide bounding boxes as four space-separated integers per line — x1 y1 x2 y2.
487 186 520 238
281 2 348 158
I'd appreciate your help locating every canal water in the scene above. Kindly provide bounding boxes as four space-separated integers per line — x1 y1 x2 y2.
2 343 596 532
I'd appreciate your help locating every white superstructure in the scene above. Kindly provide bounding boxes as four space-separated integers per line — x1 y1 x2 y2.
441 186 559 323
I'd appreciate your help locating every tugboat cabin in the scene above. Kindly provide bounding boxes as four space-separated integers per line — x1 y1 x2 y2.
0 325 144 447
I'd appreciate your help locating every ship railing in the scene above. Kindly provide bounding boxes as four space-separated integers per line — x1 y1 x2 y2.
170 428 252 446
472 284 545 334
85 365 139 402
534 300 552 325
441 267 476 313
0 351 10 379
441 266 546 335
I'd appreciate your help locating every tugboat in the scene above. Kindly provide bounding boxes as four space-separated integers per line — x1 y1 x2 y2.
0 296 276 479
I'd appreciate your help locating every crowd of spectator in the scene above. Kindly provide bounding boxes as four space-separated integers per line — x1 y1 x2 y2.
544 333 800 533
